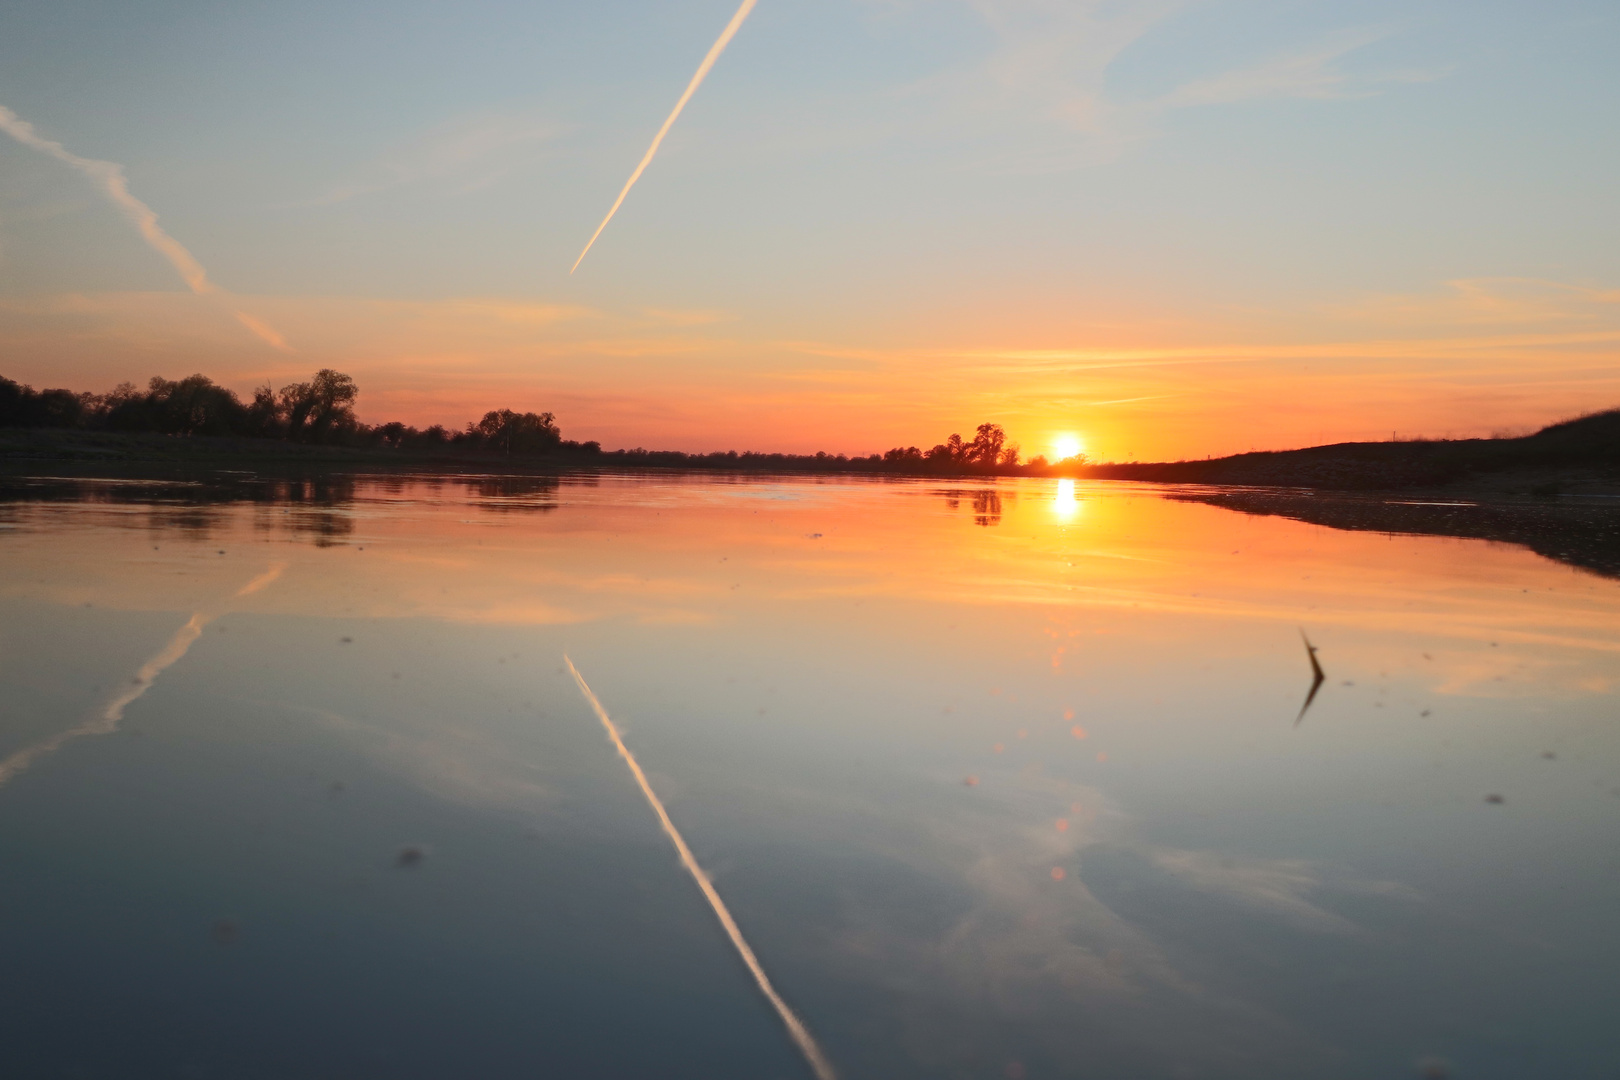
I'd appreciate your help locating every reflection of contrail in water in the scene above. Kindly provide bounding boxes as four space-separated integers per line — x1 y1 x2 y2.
565 655 836 1080
570 0 757 273
0 104 288 350
0 614 208 788
0 564 288 790
236 561 288 597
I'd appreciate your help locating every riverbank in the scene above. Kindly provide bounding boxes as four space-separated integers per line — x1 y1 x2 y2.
3 407 1617 495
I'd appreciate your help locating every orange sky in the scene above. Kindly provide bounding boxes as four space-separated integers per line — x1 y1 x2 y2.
1 279 1615 461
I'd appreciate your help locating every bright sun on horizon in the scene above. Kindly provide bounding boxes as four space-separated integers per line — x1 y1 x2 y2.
1053 435 1084 461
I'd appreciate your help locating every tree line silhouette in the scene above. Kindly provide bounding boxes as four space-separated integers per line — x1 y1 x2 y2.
0 369 1077 475
0 369 593 456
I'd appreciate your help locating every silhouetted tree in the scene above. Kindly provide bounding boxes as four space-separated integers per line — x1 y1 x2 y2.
927 433 965 464
471 409 561 454
0 377 94 428
967 423 1006 468
148 374 247 435
244 384 282 438
279 369 358 441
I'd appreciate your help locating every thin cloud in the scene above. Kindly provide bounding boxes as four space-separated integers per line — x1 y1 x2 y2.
1157 28 1447 109
0 104 289 350
886 5 1448 173
302 112 567 207
642 307 738 327
572 0 759 273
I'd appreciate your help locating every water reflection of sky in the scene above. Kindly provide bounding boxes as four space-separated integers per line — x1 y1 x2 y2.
1 474 1617 1079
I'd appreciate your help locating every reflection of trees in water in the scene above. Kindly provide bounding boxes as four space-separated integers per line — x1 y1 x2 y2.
0 471 571 544
147 505 225 537
940 488 1006 526
463 474 560 513
1174 490 1620 581
0 473 361 546
262 476 358 546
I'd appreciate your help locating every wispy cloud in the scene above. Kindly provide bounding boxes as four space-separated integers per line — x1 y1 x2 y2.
642 306 738 327
1156 28 1450 109
304 112 567 207
0 104 289 350
886 4 1449 173
1327 277 1620 328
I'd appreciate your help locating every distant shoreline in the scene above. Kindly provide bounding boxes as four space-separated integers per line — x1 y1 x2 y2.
4 409 1617 497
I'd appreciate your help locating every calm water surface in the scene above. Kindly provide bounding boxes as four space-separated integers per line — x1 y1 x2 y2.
1 473 1616 1079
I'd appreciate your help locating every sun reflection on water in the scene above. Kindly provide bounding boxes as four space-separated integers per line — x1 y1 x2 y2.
1054 478 1079 519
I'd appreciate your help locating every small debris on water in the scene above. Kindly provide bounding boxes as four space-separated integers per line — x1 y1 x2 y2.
1415 1055 1453 1079
1542 751 1556 760
1484 794 1505 805
963 775 979 787
396 845 426 867
210 919 240 945
339 636 353 644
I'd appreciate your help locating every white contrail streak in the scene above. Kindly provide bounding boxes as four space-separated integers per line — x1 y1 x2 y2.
564 655 836 1080
0 563 289 790
0 613 208 788
570 0 757 273
0 104 288 349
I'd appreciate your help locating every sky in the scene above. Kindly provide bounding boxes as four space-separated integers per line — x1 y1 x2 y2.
0 0 1616 461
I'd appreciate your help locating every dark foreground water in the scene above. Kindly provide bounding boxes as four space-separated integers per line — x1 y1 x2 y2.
1 472 1616 1079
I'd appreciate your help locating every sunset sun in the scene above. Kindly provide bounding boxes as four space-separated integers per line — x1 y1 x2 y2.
1053 435 1084 461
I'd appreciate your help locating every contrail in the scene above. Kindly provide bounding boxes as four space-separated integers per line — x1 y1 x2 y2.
0 563 288 790
0 104 288 350
564 655 836 1080
570 0 757 273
